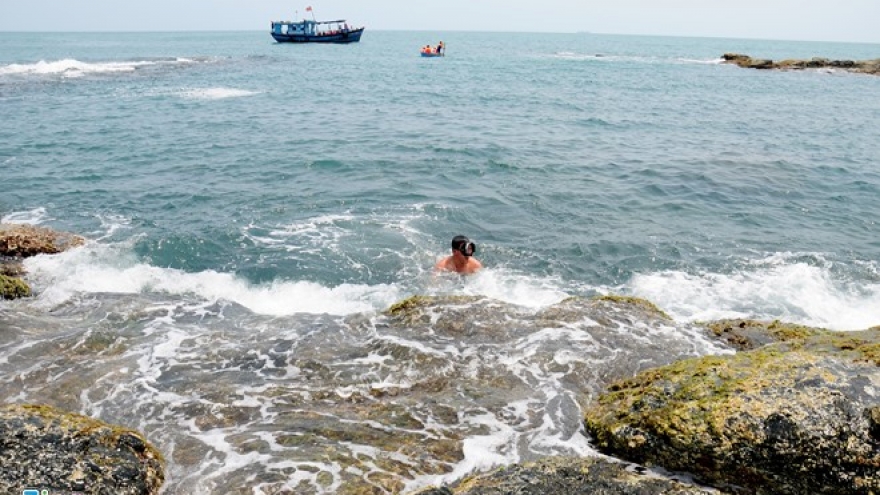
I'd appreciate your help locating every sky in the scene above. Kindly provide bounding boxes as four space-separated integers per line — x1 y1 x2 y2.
2 0 880 44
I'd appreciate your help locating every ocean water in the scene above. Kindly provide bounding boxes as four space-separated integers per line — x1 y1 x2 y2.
1 30 880 493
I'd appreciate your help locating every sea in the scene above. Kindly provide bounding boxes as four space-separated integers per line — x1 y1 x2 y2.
1 30 879 494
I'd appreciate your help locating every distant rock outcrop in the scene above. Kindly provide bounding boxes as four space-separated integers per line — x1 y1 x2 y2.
584 322 880 494
0 404 165 495
722 52 880 75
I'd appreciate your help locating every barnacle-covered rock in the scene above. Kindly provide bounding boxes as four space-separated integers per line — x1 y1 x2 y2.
0 404 165 495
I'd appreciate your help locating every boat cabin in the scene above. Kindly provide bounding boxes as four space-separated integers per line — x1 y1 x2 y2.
272 19 350 37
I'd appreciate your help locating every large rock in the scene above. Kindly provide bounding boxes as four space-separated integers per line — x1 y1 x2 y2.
410 456 718 494
584 325 880 494
0 404 165 495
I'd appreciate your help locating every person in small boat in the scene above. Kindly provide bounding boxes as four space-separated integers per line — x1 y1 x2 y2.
435 235 482 274
436 41 444 54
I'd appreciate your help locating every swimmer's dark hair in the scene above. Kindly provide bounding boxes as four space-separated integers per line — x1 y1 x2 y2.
451 235 476 257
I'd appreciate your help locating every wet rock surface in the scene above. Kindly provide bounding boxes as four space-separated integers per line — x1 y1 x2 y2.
409 456 719 494
0 404 165 495
585 322 880 494
1 293 725 493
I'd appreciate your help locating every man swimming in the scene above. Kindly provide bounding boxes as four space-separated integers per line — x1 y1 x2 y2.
435 235 483 274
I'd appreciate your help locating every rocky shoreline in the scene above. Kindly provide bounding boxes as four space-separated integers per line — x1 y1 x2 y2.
721 52 880 75
3 225 878 493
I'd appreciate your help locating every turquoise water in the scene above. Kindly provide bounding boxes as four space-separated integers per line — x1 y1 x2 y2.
2 31 880 493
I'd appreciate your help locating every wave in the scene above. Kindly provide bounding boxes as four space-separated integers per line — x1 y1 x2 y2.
629 253 880 331
8 209 879 329
19 238 572 316
0 57 200 78
22 243 401 316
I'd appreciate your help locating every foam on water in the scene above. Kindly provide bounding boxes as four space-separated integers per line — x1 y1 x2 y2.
629 253 880 331
1 207 50 225
178 87 260 100
432 268 571 309
0 58 154 77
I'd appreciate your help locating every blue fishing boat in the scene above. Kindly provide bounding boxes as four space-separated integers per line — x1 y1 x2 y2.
271 8 363 44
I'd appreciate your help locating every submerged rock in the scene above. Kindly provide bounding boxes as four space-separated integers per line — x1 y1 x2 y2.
410 456 716 494
584 325 880 494
0 404 165 495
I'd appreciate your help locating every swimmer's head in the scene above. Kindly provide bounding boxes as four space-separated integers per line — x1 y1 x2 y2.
451 235 476 257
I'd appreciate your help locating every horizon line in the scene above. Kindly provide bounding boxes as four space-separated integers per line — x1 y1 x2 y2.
0 29 878 45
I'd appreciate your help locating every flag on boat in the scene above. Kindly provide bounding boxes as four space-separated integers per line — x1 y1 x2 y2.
305 6 312 11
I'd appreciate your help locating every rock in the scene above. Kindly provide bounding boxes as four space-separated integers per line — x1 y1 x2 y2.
0 224 85 299
703 319 820 351
0 261 25 277
0 404 165 495
584 326 880 494
721 52 880 76
0 273 31 299
0 224 85 258
409 456 718 494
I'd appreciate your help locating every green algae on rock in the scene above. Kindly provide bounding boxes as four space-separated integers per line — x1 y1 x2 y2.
1 273 31 299
704 319 821 351
584 326 880 495
386 295 484 317
705 319 880 365
0 404 165 495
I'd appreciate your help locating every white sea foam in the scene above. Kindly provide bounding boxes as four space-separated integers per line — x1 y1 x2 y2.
677 57 725 65
178 87 260 100
0 57 205 79
22 242 403 316
440 410 520 480
0 58 154 78
1 207 50 225
432 268 570 309
629 254 880 331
